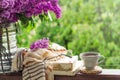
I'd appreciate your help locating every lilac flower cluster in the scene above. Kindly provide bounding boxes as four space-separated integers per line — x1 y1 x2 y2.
30 38 49 50
0 0 61 27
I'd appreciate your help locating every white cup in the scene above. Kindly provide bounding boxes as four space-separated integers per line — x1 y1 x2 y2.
80 52 105 70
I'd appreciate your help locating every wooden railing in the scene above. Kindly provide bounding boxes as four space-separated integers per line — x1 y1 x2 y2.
0 69 120 80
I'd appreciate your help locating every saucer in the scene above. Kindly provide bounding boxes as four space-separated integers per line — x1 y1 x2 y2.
79 66 102 74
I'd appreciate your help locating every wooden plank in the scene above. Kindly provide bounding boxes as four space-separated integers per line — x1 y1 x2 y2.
0 72 22 80
0 69 120 80
54 69 120 80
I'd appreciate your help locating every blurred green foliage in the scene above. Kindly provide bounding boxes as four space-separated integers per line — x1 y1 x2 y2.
16 0 120 69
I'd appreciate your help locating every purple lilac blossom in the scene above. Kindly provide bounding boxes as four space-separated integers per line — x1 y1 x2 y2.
0 0 62 27
20 0 29 4
1 0 9 9
30 38 49 50
8 0 15 8
1 11 10 19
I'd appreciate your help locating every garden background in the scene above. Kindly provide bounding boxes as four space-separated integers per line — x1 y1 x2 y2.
16 0 120 69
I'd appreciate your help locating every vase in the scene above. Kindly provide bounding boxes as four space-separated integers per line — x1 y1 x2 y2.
0 24 17 73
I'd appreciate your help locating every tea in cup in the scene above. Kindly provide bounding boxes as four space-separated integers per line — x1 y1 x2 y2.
80 52 105 70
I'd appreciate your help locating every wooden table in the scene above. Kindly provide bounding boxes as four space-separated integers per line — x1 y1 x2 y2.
0 71 22 80
0 69 120 80
54 69 120 80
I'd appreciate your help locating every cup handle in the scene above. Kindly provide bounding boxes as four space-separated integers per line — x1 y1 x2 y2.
98 55 105 64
